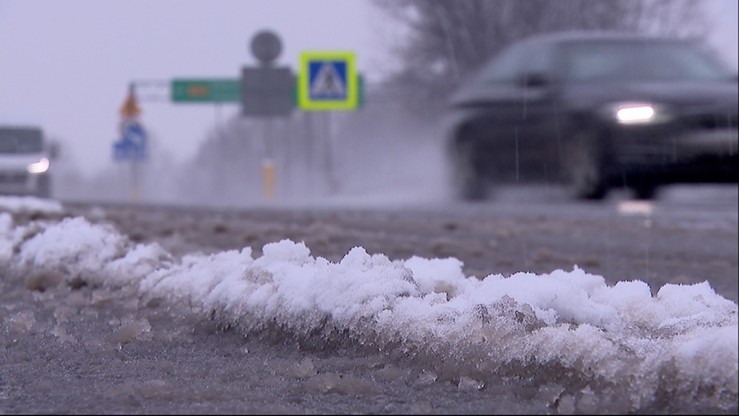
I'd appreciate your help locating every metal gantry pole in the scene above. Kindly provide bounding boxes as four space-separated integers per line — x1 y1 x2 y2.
324 110 339 193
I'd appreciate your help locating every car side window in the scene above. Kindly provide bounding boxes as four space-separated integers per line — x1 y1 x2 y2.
564 44 631 82
477 43 530 84
562 41 732 82
477 41 551 85
518 43 552 76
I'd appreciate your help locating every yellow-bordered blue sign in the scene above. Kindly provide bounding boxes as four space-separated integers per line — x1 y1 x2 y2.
298 51 358 110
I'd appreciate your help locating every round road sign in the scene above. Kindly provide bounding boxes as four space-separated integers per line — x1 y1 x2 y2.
251 30 282 65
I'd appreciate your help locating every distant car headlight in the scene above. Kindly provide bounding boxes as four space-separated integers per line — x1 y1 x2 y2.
604 102 672 125
27 157 50 174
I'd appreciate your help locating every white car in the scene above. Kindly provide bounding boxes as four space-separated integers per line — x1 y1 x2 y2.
0 126 53 198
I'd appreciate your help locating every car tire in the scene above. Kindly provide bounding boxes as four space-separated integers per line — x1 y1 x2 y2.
630 182 658 200
562 130 609 200
35 175 52 199
449 142 489 201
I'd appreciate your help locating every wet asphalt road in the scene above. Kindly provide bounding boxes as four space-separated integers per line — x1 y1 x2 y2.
61 184 739 303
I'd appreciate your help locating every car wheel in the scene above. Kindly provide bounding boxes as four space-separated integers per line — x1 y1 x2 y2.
630 182 658 200
35 175 52 199
562 130 608 200
449 142 489 201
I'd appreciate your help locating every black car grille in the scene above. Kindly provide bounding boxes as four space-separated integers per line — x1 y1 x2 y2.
0 172 28 184
682 112 738 130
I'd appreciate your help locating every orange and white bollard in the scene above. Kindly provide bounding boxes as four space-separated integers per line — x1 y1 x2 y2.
262 158 275 201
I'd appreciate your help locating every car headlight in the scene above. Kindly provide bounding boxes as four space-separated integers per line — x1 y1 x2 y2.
604 102 672 125
27 157 50 174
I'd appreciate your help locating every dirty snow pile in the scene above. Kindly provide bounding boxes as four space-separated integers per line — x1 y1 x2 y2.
1 195 737 412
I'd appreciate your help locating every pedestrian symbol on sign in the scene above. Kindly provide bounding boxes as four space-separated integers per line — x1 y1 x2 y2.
309 61 346 100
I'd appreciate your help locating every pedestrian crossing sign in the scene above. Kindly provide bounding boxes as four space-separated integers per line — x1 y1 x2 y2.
298 51 358 110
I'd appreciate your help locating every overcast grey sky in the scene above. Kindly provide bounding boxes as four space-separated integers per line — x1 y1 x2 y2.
0 0 736 179
0 0 395 178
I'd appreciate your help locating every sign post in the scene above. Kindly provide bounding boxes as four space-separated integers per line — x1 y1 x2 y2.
297 51 359 193
114 83 148 201
241 30 296 201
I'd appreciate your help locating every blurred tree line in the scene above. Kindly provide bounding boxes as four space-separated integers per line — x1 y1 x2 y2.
373 0 707 107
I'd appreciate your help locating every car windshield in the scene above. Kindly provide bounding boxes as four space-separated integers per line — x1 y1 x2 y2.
0 128 44 154
562 40 734 83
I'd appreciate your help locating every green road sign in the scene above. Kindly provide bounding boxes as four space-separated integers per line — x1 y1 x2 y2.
171 79 240 103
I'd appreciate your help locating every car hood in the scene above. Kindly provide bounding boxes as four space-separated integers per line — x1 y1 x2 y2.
562 80 739 113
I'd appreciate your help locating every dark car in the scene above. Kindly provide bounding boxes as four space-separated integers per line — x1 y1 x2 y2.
443 31 739 201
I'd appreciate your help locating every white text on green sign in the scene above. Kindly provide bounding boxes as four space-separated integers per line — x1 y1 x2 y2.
171 79 241 103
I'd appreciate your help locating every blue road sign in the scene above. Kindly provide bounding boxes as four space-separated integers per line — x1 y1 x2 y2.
308 61 347 101
113 121 148 162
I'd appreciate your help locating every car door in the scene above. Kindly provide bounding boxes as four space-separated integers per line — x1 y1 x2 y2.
457 40 558 183
511 41 560 182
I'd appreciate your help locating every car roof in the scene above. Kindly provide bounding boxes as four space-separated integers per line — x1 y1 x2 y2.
0 125 43 133
518 30 693 47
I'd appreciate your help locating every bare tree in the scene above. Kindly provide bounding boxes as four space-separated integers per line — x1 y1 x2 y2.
374 0 707 91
